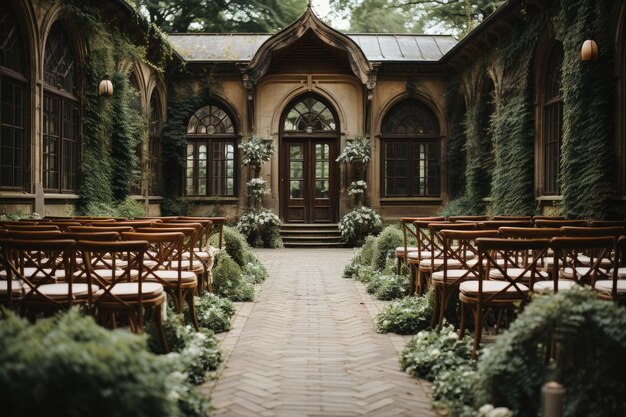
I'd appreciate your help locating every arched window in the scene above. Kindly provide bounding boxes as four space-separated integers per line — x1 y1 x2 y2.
380 99 440 197
0 4 27 190
43 23 79 192
541 42 563 195
148 91 162 195
283 96 336 133
186 103 237 197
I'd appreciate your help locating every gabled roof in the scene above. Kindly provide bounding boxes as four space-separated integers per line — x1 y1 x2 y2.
167 33 456 63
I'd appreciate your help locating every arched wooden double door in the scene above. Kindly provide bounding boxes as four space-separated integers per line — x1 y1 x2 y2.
280 94 339 223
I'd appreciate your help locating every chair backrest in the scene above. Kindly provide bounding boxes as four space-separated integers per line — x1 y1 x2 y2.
549 236 615 289
4 224 60 232
90 221 155 229
498 227 563 239
611 236 626 299
68 225 134 234
492 215 533 221
478 220 533 230
399 217 446 254
426 222 478 269
0 238 77 308
532 216 566 221
204 217 227 248
121 232 186 284
477 237 550 303
412 219 449 257
0 220 38 225
560 226 624 238
2 230 63 240
134 226 198 266
42 221 82 231
589 220 626 228
439 229 499 283
534 219 587 228
448 216 489 222
165 219 213 251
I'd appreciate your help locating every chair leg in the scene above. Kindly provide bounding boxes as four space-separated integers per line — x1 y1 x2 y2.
408 264 417 295
438 286 449 328
429 285 440 330
472 307 482 359
155 304 169 353
186 289 200 331
396 256 402 275
459 301 467 339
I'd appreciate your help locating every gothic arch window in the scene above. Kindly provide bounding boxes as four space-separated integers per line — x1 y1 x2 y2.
186 103 237 197
148 91 162 195
0 4 28 190
283 95 337 133
128 72 142 195
43 23 79 192
380 99 441 197
540 42 564 196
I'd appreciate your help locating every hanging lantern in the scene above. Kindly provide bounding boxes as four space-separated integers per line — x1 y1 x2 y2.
581 39 598 61
98 74 113 97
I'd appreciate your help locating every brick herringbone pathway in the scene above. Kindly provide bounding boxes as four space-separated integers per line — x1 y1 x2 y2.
208 248 435 417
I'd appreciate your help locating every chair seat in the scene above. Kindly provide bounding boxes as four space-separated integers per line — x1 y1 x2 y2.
148 270 198 283
608 267 626 279
56 269 140 281
532 280 578 293
419 258 463 269
577 255 612 268
459 280 529 298
395 246 420 256
167 260 205 271
406 251 433 260
1 267 56 281
560 267 607 280
594 279 626 295
95 282 164 300
0 280 27 295
489 268 549 281
26 283 93 299
194 251 211 261
431 269 474 282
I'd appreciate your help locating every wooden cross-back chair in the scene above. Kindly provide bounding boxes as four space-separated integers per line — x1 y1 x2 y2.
415 222 477 296
168 219 213 260
536 236 616 294
4 224 60 232
405 219 449 294
122 231 200 330
460 237 551 357
69 225 134 234
78 239 168 351
534 219 587 228
0 238 85 317
478 220 533 230
595 236 626 305
430 229 499 329
396 216 445 274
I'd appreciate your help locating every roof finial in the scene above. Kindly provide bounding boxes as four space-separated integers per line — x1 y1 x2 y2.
307 0 312 8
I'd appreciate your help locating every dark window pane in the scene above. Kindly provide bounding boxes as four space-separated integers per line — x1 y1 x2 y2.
283 95 337 133
44 25 77 95
0 4 26 74
382 100 439 135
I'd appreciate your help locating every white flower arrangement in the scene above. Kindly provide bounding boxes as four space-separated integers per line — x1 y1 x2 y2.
336 136 371 165
247 178 271 199
338 206 382 244
347 180 367 195
236 208 281 237
478 404 514 417
239 135 275 166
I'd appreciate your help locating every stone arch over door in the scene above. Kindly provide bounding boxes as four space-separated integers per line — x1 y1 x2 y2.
279 93 340 223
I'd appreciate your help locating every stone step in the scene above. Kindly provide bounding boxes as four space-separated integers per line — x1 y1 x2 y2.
279 223 345 248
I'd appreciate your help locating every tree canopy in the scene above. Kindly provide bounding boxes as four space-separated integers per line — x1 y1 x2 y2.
329 0 504 36
135 0 308 32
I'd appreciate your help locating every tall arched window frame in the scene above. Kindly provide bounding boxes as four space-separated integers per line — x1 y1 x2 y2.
185 103 237 197
43 23 79 193
128 72 142 195
148 91 162 195
0 4 28 190
540 42 564 196
380 99 441 198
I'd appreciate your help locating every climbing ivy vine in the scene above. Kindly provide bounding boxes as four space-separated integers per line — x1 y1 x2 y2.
558 0 616 219
60 0 172 212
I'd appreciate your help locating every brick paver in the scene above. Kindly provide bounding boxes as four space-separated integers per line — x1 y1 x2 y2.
207 248 435 417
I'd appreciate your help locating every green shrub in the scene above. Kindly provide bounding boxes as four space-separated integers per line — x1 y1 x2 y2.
161 198 191 216
213 226 251 268
0 309 207 417
359 235 377 266
374 274 410 300
354 264 377 284
212 252 255 301
145 311 222 384
375 292 433 334
400 323 473 381
475 288 626 417
338 206 383 245
371 226 403 271
343 253 362 278
238 250 268 284
187 293 235 333
431 364 480 417
115 197 148 219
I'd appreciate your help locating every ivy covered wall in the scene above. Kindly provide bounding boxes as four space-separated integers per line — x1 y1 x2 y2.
61 0 171 213
446 0 620 219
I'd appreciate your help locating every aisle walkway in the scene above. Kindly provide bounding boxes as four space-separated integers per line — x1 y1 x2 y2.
207 248 435 417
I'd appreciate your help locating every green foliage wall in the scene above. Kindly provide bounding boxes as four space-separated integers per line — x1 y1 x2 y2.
61 0 168 211
558 0 616 219
160 75 213 213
